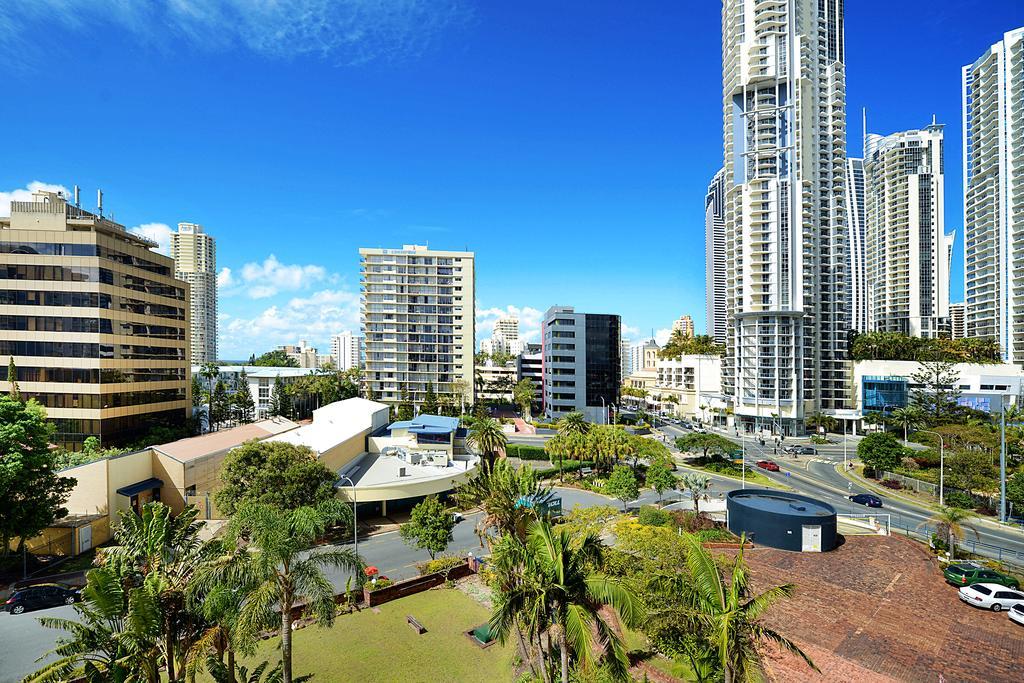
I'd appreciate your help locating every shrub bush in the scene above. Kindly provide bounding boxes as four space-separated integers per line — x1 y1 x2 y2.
911 449 941 468
863 466 877 479
944 490 975 509
900 456 920 471
693 528 737 543
638 505 671 527
416 555 465 576
367 577 394 591
881 479 903 490
670 510 716 533
505 444 550 461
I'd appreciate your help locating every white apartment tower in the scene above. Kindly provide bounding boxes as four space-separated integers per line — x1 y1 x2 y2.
485 316 523 356
170 222 217 364
845 158 868 334
360 245 475 406
330 331 364 371
962 27 1024 362
864 122 951 338
950 302 966 340
705 168 728 343
721 0 850 434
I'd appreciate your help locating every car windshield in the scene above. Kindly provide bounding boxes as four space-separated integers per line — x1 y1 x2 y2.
972 585 992 595
1013 604 1024 614
946 566 966 575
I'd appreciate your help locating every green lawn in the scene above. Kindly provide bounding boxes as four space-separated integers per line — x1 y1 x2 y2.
683 463 776 488
234 588 514 683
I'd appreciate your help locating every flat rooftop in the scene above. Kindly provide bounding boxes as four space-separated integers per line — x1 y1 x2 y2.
388 414 460 435
340 452 476 489
729 490 835 518
153 417 298 463
267 397 389 455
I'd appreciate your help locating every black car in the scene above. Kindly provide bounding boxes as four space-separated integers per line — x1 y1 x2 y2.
3 583 80 614
850 493 883 508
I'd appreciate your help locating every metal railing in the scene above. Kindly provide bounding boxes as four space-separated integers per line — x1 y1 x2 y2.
888 518 1024 569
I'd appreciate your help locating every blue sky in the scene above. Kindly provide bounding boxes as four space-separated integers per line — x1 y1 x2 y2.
2 1 1023 359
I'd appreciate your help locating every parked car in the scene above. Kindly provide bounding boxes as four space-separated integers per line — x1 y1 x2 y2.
958 583 1024 612
692 426 707 434
849 493 883 508
944 562 1020 589
3 584 81 615
795 446 816 455
1010 603 1024 627
755 460 780 472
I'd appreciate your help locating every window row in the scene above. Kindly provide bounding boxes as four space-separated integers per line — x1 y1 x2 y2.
22 389 187 410
0 340 186 360
13 366 187 384
0 241 171 276
0 315 184 339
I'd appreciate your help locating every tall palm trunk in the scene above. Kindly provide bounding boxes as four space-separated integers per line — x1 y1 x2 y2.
227 647 236 683
165 609 177 681
513 623 535 677
559 629 569 683
282 600 293 683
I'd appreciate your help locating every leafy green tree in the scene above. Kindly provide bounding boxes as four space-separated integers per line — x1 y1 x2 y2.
0 397 74 560
672 534 816 683
513 378 535 421
269 375 291 418
423 381 439 415
945 449 996 493
215 441 343 517
890 406 926 443
604 465 639 511
399 495 455 559
489 519 643 683
252 350 299 367
856 432 905 476
191 374 205 408
397 383 414 421
910 360 962 422
215 502 363 683
1007 471 1024 510
233 377 256 424
200 363 221 431
805 412 837 434
467 416 508 473
7 356 20 400
674 433 738 460
211 379 231 429
645 461 677 503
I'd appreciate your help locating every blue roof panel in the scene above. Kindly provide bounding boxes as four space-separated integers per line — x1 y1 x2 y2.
387 414 460 434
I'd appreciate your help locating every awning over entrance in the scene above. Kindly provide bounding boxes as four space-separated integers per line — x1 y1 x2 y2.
116 477 164 497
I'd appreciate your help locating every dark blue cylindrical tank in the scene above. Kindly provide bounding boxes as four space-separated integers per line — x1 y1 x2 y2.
727 489 837 552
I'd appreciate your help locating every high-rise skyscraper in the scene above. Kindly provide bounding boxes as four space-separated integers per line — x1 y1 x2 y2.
330 331 364 371
483 316 522 356
672 315 695 338
1 189 191 449
721 0 850 435
360 244 475 406
170 222 217 364
962 27 1024 362
705 168 727 343
845 157 868 334
864 122 951 338
541 306 620 423
950 302 966 340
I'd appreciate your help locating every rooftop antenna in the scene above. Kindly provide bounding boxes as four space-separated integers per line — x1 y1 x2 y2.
97 189 104 217
862 107 867 157
73 185 80 207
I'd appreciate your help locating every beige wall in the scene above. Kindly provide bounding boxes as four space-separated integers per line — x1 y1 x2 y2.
152 451 186 514
63 459 110 516
319 429 371 473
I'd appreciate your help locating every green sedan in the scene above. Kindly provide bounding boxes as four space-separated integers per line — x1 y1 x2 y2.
944 562 1020 589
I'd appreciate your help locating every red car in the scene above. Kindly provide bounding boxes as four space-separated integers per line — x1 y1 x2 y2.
755 460 780 472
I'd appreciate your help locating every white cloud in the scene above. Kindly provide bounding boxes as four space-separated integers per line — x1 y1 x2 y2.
1 1 469 67
220 288 361 358
235 255 330 299
128 222 173 255
654 328 673 346
621 323 641 341
0 181 71 216
477 305 545 345
217 267 235 288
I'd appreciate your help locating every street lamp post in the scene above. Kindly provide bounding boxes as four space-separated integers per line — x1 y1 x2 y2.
741 431 746 490
917 430 945 508
1000 398 1008 523
843 419 848 471
338 475 358 557
599 396 607 425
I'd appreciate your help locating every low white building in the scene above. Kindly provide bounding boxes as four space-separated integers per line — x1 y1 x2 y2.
852 359 1024 418
476 362 518 403
277 340 319 369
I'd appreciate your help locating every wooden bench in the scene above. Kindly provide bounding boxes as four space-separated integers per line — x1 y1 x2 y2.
407 615 426 634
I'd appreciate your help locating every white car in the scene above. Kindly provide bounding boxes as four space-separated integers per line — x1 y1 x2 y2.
1010 603 1024 626
958 583 1024 612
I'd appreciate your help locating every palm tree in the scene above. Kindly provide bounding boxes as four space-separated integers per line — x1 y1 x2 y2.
467 416 508 472
920 505 978 560
102 502 205 682
200 362 221 432
678 472 712 514
680 533 817 683
891 406 925 444
185 557 261 683
489 519 643 683
557 411 590 438
215 502 362 683
453 459 550 547
28 565 164 682
805 412 837 434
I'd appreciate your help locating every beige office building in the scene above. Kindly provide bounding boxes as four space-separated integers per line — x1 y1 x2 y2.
0 189 191 449
170 222 217 364
360 244 475 407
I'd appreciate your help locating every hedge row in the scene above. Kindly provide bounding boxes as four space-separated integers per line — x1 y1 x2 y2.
506 443 550 461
